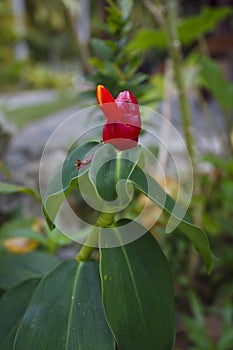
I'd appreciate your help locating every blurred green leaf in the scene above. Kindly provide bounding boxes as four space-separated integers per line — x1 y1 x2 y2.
0 181 40 200
120 0 133 21
91 38 115 60
89 57 105 70
198 55 233 111
88 0 149 101
183 295 233 350
100 220 175 350
182 292 211 349
178 6 232 45
218 305 233 350
14 260 115 350
218 330 233 350
126 6 232 52
126 29 167 52
0 279 40 349
0 218 46 245
141 74 164 106
0 251 60 289
130 167 213 273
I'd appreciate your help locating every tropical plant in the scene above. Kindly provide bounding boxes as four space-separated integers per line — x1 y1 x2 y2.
0 85 212 349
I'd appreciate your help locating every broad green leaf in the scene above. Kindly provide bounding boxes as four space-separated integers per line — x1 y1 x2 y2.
126 29 167 52
130 167 213 273
0 251 60 289
43 141 99 229
0 279 40 350
89 144 141 204
100 220 175 350
0 181 40 200
14 260 114 350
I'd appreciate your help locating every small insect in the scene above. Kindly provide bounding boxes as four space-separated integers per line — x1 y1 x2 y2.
74 140 103 171
75 154 94 171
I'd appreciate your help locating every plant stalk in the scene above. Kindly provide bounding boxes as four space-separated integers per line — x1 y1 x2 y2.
164 0 196 169
144 0 202 280
76 211 114 261
157 0 201 280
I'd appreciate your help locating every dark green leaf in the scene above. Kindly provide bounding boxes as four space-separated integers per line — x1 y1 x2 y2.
0 181 40 200
130 167 213 273
100 220 175 350
43 141 99 228
14 260 114 350
0 251 60 289
89 144 141 202
0 279 40 350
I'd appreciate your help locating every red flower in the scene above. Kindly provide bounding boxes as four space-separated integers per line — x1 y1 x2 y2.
96 85 141 150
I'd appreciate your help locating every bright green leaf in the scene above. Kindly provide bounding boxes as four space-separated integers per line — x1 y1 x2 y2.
126 28 167 52
14 260 115 350
100 220 175 350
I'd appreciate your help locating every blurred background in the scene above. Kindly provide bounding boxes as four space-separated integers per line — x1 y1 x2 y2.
0 1 233 349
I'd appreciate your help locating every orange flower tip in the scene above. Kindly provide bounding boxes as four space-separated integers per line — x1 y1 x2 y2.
96 85 104 106
96 85 115 106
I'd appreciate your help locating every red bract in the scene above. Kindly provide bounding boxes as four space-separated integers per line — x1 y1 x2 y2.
96 85 141 150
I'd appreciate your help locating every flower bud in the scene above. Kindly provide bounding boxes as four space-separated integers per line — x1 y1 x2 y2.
96 85 141 150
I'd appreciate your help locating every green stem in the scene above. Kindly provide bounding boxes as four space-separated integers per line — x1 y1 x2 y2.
145 0 212 279
164 0 196 169
76 211 114 261
162 0 200 281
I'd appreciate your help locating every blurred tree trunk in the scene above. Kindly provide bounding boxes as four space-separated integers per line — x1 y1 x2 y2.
11 0 29 60
76 0 92 75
